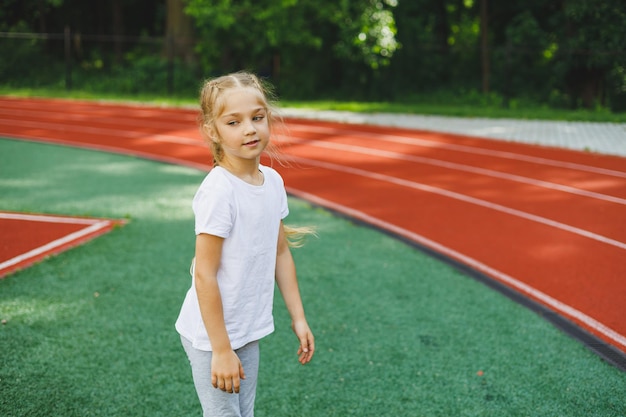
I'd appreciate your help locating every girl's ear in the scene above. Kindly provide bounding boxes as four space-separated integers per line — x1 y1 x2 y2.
203 124 219 143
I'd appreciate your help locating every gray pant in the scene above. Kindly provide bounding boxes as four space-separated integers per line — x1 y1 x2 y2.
181 336 260 417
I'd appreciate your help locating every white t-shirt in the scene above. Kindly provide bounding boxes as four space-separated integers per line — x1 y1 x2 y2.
175 165 289 351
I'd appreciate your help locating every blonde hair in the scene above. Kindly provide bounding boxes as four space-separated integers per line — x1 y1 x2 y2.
199 71 281 166
283 225 317 248
198 71 314 247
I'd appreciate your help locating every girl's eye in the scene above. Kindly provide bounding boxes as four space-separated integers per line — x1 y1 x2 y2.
253 115 265 121
227 120 238 126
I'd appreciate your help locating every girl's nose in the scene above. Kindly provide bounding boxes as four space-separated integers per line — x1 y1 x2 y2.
244 120 257 135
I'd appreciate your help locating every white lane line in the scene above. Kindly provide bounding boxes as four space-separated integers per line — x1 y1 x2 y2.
3 113 624 179
2 108 622 348
0 212 102 224
0 106 195 131
287 155 626 250
288 187 626 349
279 135 626 205
0 220 112 271
287 124 626 179
0 117 202 145
0 99 196 119
3 113 623 181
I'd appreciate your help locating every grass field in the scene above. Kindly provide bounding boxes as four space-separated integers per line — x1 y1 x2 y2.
1 138 625 416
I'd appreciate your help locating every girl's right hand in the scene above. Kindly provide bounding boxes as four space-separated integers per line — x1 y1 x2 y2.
292 319 315 365
211 350 246 394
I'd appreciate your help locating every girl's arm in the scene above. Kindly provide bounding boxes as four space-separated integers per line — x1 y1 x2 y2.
275 221 315 365
194 233 246 393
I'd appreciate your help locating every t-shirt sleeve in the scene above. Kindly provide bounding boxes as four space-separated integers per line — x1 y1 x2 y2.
272 169 289 220
192 179 233 237
280 187 289 220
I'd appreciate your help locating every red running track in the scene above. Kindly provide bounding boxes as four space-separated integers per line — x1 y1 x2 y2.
0 211 123 278
1 96 625 360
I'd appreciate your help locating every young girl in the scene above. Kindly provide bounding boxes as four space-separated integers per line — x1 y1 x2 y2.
175 71 315 417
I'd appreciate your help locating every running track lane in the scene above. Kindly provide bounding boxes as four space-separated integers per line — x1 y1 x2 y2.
1 97 624 362
0 212 124 278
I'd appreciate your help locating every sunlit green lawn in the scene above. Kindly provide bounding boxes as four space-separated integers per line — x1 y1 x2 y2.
1 86 625 123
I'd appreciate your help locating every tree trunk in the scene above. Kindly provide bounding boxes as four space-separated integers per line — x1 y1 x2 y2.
165 0 195 64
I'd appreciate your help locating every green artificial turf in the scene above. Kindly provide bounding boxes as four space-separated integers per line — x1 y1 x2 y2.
0 138 624 417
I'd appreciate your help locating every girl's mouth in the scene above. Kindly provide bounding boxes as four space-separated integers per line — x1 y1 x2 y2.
244 139 260 147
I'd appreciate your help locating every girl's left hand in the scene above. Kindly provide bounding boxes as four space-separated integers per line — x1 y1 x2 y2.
292 319 315 364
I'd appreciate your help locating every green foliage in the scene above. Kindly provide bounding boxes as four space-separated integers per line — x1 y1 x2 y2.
561 0 626 68
0 23 63 87
330 0 399 69
73 51 200 96
490 11 554 103
556 0 626 108
1 0 625 111
184 0 399 96
608 64 626 111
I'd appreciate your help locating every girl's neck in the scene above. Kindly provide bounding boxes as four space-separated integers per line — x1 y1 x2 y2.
219 158 263 186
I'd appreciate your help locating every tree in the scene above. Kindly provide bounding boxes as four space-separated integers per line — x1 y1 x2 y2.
556 0 626 108
183 0 399 97
165 0 195 64
1 0 625 109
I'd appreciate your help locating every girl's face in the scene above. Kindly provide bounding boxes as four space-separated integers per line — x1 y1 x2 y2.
211 87 271 166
